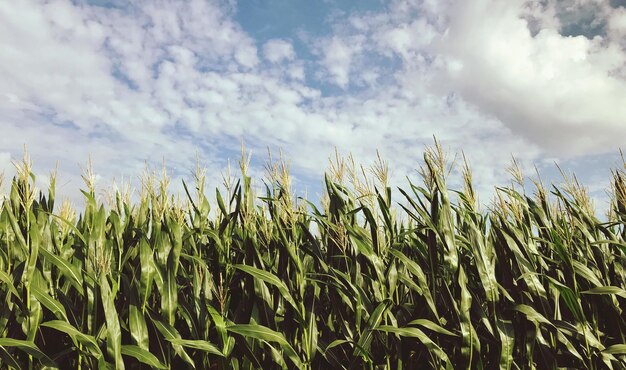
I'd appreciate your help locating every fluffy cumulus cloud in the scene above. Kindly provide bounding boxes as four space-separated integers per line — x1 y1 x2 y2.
0 0 623 208
0 0 296 202
310 0 626 156
316 35 366 88
263 39 295 63
437 0 626 156
607 5 626 44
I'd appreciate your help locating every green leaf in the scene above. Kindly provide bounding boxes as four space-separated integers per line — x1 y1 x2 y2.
165 338 223 356
41 320 103 359
227 324 302 368
207 304 234 356
389 249 438 319
0 270 20 299
495 319 515 370
32 285 67 321
233 264 299 313
129 304 149 350
513 304 554 327
161 265 178 326
216 189 227 216
603 344 626 355
227 324 289 347
407 319 458 337
0 345 21 369
0 338 56 367
39 247 84 294
582 286 626 299
324 339 351 352
121 345 167 369
100 275 124 370
24 213 41 289
151 318 195 368
377 326 452 368
139 237 156 309
355 299 392 358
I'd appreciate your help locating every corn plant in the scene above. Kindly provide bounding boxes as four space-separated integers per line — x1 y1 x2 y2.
0 144 625 369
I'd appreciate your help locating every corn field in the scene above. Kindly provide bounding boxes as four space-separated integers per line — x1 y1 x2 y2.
0 145 625 370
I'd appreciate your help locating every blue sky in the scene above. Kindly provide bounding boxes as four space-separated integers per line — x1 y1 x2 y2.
1 0 626 215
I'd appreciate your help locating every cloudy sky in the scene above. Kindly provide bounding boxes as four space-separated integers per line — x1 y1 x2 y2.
1 0 626 212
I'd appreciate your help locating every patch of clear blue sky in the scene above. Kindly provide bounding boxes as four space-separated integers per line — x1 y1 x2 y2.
235 0 384 42
73 0 127 8
236 0 387 96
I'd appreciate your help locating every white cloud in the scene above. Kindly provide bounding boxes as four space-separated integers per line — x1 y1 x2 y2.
2 0 622 211
607 6 626 43
373 19 436 61
317 35 365 88
312 0 626 159
0 0 261 203
435 0 626 155
0 0 537 206
263 39 295 63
